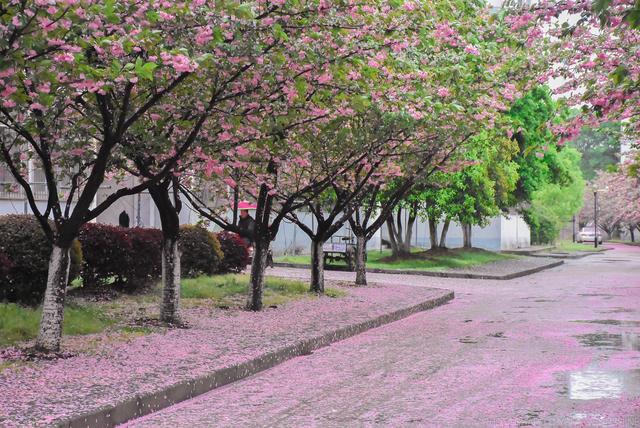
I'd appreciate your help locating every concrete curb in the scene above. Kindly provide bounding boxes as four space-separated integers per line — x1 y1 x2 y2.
501 246 555 255
59 290 454 428
272 260 564 280
529 251 604 259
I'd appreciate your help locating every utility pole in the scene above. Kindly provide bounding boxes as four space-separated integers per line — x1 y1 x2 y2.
594 190 598 249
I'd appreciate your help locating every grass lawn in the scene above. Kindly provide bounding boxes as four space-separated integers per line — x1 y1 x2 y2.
0 303 114 348
553 241 605 252
180 274 346 307
276 248 515 271
1 274 344 349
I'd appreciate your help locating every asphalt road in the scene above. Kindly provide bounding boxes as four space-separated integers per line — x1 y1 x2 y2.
125 244 640 427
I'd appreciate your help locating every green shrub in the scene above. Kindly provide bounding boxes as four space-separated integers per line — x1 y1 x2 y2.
179 225 223 278
0 215 82 305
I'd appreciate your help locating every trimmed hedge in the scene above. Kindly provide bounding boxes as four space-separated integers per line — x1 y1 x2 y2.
0 215 82 305
0 250 14 286
78 223 162 291
217 231 250 273
179 225 224 278
0 215 252 302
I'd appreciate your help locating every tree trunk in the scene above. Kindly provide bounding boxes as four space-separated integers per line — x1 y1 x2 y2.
403 209 416 254
36 244 71 352
462 223 472 248
354 233 367 286
387 209 412 258
310 239 325 293
248 235 269 311
630 226 635 242
439 218 451 249
149 180 182 324
428 217 438 250
386 215 400 256
160 237 181 323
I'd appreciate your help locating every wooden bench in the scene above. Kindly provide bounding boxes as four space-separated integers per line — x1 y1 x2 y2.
323 237 357 271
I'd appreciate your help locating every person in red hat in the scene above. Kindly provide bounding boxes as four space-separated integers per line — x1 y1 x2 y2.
237 202 256 247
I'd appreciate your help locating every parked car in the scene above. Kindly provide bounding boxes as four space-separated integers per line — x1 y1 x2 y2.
577 227 603 244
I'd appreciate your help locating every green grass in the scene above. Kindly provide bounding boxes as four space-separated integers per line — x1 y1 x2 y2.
276 248 514 271
1 275 346 349
554 241 604 252
181 274 346 307
0 303 114 348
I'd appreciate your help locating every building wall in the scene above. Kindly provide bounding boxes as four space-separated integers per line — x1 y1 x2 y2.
259 211 382 256
499 214 532 249
0 199 48 216
380 214 531 251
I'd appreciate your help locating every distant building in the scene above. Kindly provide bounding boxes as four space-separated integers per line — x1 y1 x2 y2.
380 213 531 252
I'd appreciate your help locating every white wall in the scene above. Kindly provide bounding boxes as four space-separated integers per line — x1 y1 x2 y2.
380 213 531 251
262 211 382 256
499 214 531 249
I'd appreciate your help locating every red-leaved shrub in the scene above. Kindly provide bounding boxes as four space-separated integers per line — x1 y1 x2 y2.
217 231 250 273
78 223 162 291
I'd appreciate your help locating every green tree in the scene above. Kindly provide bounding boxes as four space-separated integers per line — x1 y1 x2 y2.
569 123 622 180
508 86 572 204
524 148 585 244
412 130 518 249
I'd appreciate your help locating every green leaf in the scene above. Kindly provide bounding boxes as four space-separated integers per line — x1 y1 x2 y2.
610 66 629 85
272 23 288 41
624 9 640 29
234 3 254 19
294 78 307 98
135 60 158 80
212 27 224 44
103 0 118 24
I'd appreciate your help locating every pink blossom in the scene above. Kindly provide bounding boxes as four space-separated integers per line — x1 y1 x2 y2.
1 86 17 98
195 27 213 46
53 53 75 63
437 87 451 97
464 45 479 56
317 73 333 85
219 131 232 142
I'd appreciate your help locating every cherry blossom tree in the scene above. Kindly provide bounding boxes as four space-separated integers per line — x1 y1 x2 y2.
283 110 431 293
581 163 640 239
509 1 639 152
0 0 225 351
121 1 364 322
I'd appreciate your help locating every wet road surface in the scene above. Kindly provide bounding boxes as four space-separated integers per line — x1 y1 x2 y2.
125 244 640 427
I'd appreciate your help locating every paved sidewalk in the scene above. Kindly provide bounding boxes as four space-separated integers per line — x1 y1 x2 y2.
0 282 452 427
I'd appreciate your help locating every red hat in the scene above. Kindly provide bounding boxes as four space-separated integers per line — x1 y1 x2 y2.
237 200 257 210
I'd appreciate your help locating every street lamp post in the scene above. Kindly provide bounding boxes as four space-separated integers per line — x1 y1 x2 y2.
594 189 598 248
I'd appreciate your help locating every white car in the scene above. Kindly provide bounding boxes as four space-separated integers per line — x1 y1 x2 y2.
577 227 603 244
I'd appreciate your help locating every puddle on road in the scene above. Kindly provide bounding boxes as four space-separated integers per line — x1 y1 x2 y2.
563 369 640 400
574 332 640 351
